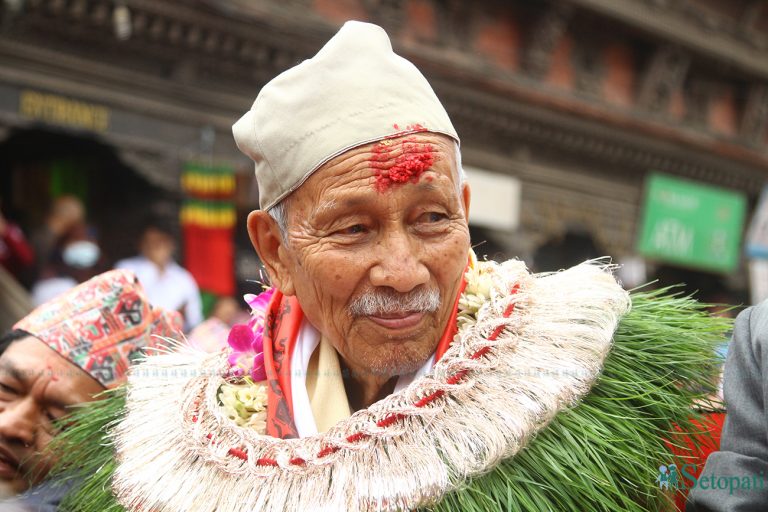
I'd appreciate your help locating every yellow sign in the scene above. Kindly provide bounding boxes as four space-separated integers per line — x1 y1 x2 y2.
19 90 110 132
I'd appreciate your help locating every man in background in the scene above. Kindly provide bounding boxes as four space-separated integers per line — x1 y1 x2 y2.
187 296 246 353
115 219 203 331
0 269 181 509
31 223 107 306
687 300 768 511
31 196 85 281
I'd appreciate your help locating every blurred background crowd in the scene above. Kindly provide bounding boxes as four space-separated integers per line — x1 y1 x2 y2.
1 0 767 334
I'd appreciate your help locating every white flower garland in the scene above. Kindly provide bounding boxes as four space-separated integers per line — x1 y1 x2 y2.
457 252 496 329
218 379 268 433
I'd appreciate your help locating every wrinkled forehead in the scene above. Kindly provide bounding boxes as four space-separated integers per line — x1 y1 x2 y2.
307 132 459 195
333 131 457 167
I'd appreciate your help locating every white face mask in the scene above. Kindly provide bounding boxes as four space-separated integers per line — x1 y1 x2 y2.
62 240 100 268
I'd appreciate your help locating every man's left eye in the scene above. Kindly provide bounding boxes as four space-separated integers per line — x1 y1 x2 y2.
419 212 448 223
339 224 366 235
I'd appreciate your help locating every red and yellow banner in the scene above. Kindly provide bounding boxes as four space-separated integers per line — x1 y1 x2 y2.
181 163 236 296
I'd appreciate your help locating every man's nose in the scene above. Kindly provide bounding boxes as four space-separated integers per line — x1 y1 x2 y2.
0 401 37 448
369 232 430 293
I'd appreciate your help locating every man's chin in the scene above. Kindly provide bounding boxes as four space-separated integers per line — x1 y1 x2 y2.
358 349 433 379
344 323 441 378
388 358 430 377
0 478 26 498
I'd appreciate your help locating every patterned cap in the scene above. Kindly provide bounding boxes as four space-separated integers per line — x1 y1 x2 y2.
14 269 182 389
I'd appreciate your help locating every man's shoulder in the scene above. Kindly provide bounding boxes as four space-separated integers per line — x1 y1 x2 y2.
746 300 768 327
166 261 198 285
726 301 768 376
734 301 768 344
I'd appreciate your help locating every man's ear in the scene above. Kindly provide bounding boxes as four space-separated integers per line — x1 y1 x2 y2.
247 210 295 296
461 182 471 222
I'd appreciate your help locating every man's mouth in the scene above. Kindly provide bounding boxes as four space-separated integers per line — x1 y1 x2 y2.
0 445 20 479
367 311 425 329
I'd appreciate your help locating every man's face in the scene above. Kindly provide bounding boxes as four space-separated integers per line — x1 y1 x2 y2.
140 228 174 267
253 133 470 379
0 337 103 494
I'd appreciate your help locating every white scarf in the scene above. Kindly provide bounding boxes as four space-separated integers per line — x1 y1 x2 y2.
290 318 436 437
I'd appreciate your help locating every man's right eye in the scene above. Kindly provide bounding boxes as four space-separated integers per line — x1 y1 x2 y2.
0 382 18 396
339 224 366 235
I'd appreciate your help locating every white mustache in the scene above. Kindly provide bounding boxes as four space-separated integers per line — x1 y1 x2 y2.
348 288 441 317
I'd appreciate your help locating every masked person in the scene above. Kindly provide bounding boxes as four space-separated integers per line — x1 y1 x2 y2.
30 196 85 282
54 22 726 512
31 224 106 306
0 270 181 509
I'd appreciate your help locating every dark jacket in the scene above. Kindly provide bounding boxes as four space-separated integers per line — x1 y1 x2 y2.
687 302 768 511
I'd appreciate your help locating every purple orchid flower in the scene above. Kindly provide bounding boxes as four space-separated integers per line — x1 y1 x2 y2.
226 287 275 381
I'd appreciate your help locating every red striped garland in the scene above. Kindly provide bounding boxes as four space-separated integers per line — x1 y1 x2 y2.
192 284 521 467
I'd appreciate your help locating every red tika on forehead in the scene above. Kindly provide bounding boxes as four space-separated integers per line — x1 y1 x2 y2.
391 123 427 133
370 124 435 192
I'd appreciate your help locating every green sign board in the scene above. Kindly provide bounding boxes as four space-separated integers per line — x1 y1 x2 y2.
637 173 746 273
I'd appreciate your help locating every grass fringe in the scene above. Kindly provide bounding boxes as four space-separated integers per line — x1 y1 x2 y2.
429 288 729 512
48 288 729 512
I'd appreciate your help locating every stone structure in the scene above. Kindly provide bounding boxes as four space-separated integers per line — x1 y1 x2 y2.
0 0 766 278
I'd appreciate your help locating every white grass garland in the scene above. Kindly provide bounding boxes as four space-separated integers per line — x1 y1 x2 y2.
112 260 630 511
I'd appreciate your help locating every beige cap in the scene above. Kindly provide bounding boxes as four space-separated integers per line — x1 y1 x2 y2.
232 20 459 210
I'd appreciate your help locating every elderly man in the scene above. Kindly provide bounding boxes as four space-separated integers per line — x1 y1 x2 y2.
240 69 471 433
53 21 724 512
0 270 180 509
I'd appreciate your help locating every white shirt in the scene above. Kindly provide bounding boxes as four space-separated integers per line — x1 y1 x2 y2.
290 318 435 438
31 276 77 306
115 256 203 330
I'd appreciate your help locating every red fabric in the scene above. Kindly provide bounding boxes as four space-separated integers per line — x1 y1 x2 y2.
264 270 469 439
434 276 467 361
0 222 35 276
182 225 234 296
263 290 303 439
669 412 726 510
